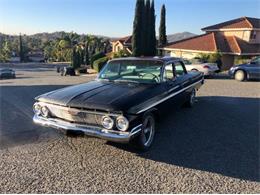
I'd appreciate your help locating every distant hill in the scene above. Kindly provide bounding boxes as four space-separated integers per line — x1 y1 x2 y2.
167 32 197 43
1 31 196 43
0 31 110 43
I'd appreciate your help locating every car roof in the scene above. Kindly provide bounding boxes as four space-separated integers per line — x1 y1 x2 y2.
109 56 182 64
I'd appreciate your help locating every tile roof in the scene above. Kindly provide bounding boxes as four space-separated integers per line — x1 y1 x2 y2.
163 32 260 55
214 33 241 53
202 17 260 31
163 33 217 52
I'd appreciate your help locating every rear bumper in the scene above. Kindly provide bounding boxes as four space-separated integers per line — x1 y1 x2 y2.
33 115 142 143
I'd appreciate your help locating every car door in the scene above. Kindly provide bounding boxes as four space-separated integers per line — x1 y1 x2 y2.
246 58 260 79
173 61 193 103
159 63 182 109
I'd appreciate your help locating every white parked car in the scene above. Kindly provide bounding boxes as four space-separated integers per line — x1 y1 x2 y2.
183 59 219 76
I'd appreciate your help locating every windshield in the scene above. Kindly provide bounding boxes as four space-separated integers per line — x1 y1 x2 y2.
98 60 163 84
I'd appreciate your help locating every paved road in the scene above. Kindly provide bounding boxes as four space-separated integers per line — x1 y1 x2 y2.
0 65 259 193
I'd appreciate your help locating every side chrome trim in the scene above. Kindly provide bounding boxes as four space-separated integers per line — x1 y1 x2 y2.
136 79 203 114
168 85 180 93
33 115 142 143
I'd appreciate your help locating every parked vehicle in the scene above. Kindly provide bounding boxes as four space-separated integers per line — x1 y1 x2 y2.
60 67 76 76
229 57 260 81
183 58 219 76
33 57 204 150
0 68 16 79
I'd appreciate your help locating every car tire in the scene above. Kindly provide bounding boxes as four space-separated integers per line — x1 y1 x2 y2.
235 70 246 81
132 113 156 151
185 88 196 108
191 69 199 72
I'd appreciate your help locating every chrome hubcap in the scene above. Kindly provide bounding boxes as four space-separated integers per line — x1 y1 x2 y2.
235 71 244 81
190 89 196 105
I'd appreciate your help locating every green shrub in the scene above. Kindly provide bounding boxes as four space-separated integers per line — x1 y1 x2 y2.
234 56 251 65
90 52 105 67
196 52 222 63
93 57 109 72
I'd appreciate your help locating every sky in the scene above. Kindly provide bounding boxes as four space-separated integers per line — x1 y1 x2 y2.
0 0 259 37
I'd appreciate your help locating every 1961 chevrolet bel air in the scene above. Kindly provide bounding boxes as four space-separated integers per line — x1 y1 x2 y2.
33 57 204 150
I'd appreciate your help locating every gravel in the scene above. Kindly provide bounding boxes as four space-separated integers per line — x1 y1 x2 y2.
0 65 259 193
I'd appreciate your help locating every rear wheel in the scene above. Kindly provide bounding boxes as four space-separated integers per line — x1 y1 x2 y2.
185 88 196 108
235 70 246 81
132 113 156 151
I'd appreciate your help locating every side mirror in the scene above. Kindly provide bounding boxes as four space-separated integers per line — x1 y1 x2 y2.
250 61 256 65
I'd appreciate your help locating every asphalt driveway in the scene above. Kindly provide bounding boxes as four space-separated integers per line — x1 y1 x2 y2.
0 65 259 193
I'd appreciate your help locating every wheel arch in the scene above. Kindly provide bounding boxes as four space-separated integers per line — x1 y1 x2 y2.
142 108 160 122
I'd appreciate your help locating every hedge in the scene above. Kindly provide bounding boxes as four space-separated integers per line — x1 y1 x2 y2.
90 52 105 67
93 57 109 72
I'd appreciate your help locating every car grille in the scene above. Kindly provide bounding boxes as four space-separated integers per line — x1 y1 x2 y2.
46 104 103 126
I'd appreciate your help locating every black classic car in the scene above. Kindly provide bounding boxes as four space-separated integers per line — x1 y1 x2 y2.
33 57 204 150
229 56 260 81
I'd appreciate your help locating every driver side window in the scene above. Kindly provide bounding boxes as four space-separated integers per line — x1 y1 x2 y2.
163 64 175 81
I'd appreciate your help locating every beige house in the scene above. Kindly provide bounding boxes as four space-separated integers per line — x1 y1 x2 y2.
111 36 132 54
160 17 260 69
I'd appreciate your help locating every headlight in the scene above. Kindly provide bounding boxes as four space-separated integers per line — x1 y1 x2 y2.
41 106 50 117
116 116 129 131
33 103 41 115
101 116 114 129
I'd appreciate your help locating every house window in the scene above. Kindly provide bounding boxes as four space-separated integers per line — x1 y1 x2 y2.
250 31 257 40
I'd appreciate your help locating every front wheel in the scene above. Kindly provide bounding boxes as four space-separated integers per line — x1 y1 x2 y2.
132 114 156 151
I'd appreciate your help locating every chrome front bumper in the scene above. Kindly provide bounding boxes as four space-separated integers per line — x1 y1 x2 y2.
33 115 142 143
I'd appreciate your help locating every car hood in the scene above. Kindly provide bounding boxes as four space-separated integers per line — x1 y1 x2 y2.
36 80 160 113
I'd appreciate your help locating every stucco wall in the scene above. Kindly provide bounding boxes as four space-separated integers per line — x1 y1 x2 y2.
112 42 124 53
221 30 260 43
167 50 200 59
222 30 251 41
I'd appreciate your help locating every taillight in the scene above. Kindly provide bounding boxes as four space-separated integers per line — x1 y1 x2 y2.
203 65 210 69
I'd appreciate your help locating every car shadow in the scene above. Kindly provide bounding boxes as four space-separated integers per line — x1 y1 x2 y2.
109 96 260 182
0 85 69 149
209 73 231 80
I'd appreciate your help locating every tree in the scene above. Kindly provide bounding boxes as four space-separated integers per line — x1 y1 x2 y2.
143 0 151 56
158 4 167 56
71 46 81 69
132 0 145 57
0 40 11 62
19 34 24 62
148 0 157 56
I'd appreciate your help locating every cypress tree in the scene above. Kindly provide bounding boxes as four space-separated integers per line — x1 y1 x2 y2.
159 4 167 55
71 46 80 69
19 34 24 62
149 0 157 56
132 0 145 57
144 0 150 56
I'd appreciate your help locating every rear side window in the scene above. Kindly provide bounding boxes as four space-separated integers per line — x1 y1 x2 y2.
174 61 187 77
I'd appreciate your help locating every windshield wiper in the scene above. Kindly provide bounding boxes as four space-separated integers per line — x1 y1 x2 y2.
97 78 114 82
114 79 139 84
